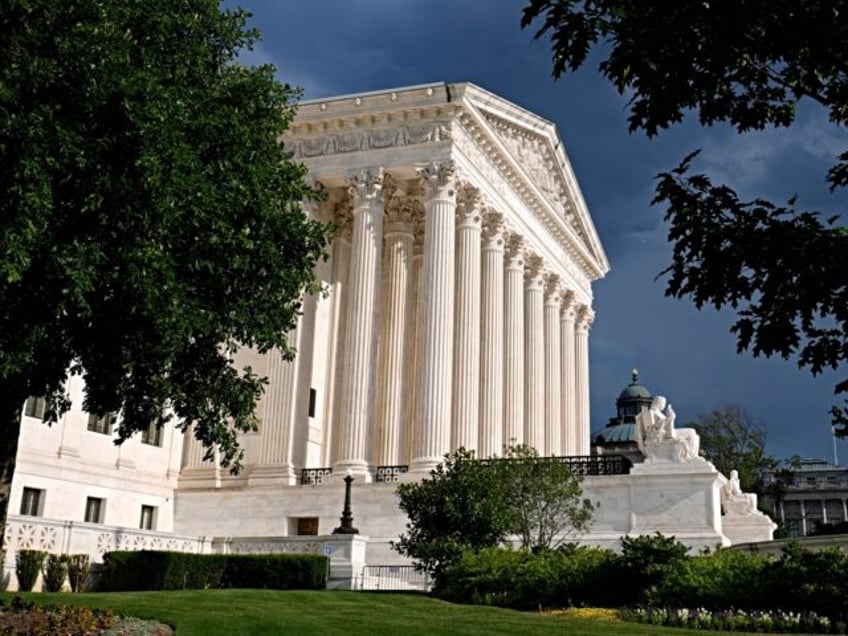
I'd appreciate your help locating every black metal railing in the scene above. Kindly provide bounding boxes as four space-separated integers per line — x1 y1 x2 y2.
300 467 333 485
375 465 409 483
479 454 631 475
358 565 430 592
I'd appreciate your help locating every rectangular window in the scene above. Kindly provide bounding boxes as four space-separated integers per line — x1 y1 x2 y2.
84 497 104 524
87 413 116 435
19 487 44 517
139 505 157 530
308 388 317 418
23 396 48 420
141 422 162 447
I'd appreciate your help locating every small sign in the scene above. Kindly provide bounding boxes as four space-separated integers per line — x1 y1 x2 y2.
323 544 335 557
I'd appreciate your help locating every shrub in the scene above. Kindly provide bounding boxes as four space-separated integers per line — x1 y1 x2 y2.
223 554 328 590
618 533 689 605
99 550 328 591
41 554 68 592
435 545 620 610
66 554 90 593
15 550 46 592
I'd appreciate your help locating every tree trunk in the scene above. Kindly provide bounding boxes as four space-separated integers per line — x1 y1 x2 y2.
0 379 27 551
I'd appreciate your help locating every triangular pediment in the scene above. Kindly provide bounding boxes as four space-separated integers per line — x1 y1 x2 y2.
459 85 609 277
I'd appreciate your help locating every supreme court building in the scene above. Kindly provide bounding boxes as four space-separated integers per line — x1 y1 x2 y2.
178 81 610 488
16 83 742 589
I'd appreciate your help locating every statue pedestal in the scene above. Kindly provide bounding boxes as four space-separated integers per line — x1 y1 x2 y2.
722 511 777 544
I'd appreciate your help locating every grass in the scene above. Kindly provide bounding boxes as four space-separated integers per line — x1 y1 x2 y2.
0 590 745 636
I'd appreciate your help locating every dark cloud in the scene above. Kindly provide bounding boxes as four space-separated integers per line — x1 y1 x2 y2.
236 0 846 462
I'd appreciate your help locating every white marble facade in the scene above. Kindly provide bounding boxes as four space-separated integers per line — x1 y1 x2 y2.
180 82 610 487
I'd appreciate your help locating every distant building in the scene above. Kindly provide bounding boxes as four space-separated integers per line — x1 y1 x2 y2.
762 459 848 537
593 368 652 463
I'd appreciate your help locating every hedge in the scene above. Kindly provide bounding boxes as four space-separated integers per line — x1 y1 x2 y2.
99 551 328 591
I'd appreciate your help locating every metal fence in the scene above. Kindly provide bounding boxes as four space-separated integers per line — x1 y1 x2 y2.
358 565 431 592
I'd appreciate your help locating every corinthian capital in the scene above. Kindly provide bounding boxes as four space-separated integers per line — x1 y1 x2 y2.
576 304 595 330
416 161 456 198
455 183 482 228
504 233 524 269
481 210 504 249
544 274 561 304
524 253 544 287
347 167 385 206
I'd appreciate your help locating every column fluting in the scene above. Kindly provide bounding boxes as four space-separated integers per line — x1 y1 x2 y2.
544 276 562 456
478 211 505 458
452 185 483 452
503 234 525 447
410 162 457 474
575 305 594 455
334 168 385 479
524 254 545 453
374 194 414 467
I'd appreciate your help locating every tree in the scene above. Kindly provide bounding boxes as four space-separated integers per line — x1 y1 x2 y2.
0 0 329 545
521 1 848 430
495 445 594 551
393 446 594 575
394 449 514 577
690 405 776 495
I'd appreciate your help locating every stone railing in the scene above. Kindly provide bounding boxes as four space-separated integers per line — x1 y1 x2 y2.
478 454 631 475
301 467 333 485
2 515 211 590
375 465 409 483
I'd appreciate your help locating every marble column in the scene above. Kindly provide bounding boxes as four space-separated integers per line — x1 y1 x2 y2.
560 291 577 455
575 305 594 455
410 162 457 474
374 194 414 467
524 254 545 453
404 201 426 465
321 198 353 467
452 185 482 452
544 275 562 456
503 234 525 448
334 168 385 480
252 340 298 485
478 211 504 458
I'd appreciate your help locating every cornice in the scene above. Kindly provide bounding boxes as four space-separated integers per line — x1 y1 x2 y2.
283 82 609 282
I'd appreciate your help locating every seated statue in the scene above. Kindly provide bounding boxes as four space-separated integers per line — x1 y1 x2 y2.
721 469 758 515
635 396 701 462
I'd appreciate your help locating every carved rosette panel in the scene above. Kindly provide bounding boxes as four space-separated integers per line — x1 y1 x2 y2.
97 532 115 557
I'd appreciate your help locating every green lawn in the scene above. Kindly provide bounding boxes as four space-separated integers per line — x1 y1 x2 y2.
0 590 743 636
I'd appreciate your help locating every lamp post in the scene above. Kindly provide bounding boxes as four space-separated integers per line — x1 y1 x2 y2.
332 470 359 534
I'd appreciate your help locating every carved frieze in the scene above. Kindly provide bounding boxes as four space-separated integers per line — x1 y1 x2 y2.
286 123 451 159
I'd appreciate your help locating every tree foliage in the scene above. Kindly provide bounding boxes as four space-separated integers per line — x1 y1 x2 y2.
522 0 848 429
393 447 594 576
689 405 776 495
0 0 329 541
496 445 594 551
394 449 514 577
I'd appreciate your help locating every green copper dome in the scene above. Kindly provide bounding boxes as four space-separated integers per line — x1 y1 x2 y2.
618 368 651 400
